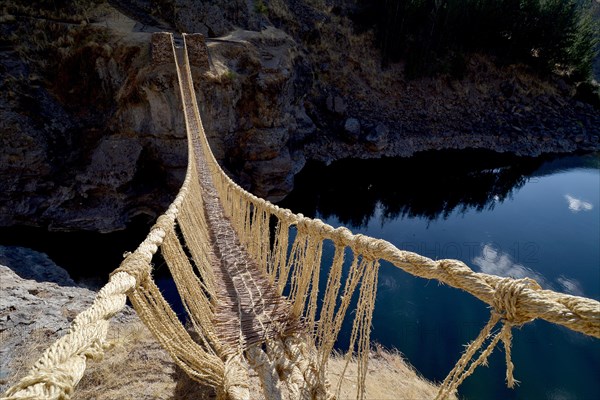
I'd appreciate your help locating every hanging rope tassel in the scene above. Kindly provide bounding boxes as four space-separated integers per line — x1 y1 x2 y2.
436 277 540 399
5 31 600 400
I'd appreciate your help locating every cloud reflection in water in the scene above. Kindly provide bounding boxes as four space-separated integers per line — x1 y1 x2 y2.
556 276 585 297
472 244 585 296
473 244 547 283
565 194 593 212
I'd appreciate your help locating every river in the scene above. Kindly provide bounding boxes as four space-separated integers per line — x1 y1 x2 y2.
1 150 598 399
278 149 600 399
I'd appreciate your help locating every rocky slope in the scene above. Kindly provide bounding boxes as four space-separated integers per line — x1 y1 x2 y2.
0 251 135 391
0 0 598 232
0 5 185 232
195 27 315 200
0 258 185 399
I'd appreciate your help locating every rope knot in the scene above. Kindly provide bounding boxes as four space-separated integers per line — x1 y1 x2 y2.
223 355 250 400
493 277 541 325
331 226 353 248
492 277 541 390
353 234 377 260
246 344 269 369
296 217 309 234
110 251 152 288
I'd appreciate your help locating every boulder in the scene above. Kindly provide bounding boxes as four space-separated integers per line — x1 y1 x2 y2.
0 246 75 286
344 118 361 142
239 127 289 161
365 123 389 152
243 149 294 202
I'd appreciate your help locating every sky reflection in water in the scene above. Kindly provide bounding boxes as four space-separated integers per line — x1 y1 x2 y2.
279 150 600 400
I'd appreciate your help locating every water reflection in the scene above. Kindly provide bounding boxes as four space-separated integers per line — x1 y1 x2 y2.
279 150 599 399
279 150 598 227
279 150 546 226
473 243 547 283
564 194 593 212
556 276 585 297
472 243 585 297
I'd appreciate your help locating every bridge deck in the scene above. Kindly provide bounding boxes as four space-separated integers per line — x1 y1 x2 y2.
175 48 302 351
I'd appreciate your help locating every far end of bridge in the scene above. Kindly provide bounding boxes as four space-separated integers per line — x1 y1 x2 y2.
152 31 210 71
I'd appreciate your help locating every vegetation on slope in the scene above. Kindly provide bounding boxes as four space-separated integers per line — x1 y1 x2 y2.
354 0 599 79
1 0 106 23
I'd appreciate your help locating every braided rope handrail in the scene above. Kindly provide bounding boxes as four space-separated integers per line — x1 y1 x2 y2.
1 34 198 400
192 46 599 394
201 132 600 339
3 31 599 400
176 34 600 338
190 36 599 393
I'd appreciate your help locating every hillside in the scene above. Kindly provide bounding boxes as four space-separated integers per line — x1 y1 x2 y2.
0 0 598 233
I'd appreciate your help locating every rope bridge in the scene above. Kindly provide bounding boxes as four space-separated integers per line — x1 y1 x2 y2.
3 32 599 400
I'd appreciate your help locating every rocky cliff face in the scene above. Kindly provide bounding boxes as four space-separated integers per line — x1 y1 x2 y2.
1 2 317 230
1 0 599 233
196 27 314 200
0 9 187 232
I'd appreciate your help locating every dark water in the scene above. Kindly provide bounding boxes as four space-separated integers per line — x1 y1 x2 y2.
1 150 598 399
0 216 153 288
278 150 600 400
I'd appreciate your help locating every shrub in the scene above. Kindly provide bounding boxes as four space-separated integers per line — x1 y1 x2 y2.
255 0 268 15
354 0 599 78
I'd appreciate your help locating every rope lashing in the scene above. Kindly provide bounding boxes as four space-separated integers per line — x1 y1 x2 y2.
436 277 543 399
110 252 152 288
4 31 599 400
493 277 541 325
221 355 250 400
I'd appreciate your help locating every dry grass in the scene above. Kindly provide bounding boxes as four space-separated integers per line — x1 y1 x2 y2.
2 0 109 23
4 321 451 400
328 346 452 400
0 329 61 389
2 322 214 400
73 323 188 400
